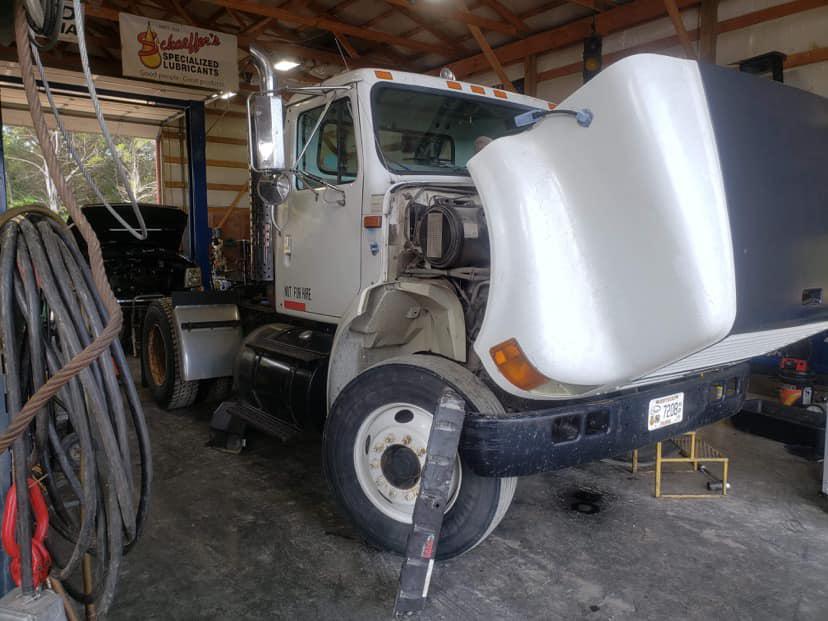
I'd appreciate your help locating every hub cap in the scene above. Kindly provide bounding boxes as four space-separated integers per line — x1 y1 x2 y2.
353 402 462 524
146 325 167 387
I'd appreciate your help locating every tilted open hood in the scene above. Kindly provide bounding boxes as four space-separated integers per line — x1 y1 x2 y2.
75 203 188 251
468 54 828 400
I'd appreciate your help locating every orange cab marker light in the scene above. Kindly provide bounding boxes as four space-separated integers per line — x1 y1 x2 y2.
493 89 508 99
470 85 485 95
490 338 548 391
548 102 557 110
447 81 462 90
375 70 393 80
363 215 382 229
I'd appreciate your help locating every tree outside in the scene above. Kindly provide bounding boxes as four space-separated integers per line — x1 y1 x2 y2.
2 125 157 218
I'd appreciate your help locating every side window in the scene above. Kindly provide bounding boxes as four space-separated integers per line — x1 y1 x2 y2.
297 98 357 187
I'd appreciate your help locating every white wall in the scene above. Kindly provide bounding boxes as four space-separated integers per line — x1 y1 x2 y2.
159 100 250 215
464 0 828 102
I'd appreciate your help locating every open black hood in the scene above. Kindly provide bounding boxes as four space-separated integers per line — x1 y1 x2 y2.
74 204 188 251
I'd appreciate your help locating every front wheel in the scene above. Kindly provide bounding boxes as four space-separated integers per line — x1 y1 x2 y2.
323 355 516 559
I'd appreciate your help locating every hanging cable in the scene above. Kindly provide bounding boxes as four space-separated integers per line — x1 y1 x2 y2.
0 3 152 614
31 46 151 240
68 0 148 240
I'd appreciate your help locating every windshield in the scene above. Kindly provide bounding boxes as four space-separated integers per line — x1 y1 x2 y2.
371 84 536 175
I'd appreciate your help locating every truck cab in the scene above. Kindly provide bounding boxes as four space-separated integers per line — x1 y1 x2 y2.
272 68 547 323
141 49 828 559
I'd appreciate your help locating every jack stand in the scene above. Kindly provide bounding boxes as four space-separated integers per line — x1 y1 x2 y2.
393 389 465 617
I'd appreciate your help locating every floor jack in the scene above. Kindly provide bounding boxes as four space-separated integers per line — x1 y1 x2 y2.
393 389 465 616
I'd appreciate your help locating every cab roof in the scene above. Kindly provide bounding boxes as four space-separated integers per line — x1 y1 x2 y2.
318 67 554 111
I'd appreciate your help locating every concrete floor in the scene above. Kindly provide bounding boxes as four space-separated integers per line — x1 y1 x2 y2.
109 377 828 620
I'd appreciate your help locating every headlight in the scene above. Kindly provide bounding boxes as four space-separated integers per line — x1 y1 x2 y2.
184 267 202 289
257 172 291 205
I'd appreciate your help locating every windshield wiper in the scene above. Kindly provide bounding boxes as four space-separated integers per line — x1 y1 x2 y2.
410 159 467 173
387 158 413 172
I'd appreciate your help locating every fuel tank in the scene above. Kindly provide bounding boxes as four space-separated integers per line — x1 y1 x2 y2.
235 324 332 430
468 54 828 400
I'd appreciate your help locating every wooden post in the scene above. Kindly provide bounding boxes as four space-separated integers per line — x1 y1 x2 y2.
698 0 719 63
524 54 538 96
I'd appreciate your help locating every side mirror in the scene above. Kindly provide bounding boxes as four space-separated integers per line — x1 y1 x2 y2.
247 93 286 173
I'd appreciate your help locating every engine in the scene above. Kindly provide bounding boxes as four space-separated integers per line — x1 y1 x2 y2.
396 187 492 360
412 196 489 269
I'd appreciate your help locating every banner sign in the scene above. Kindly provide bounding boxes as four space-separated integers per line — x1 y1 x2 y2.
58 0 77 43
119 12 238 93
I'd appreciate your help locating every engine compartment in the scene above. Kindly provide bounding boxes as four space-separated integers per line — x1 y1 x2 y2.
386 184 492 368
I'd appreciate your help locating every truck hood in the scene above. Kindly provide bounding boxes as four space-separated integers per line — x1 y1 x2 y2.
75 203 188 251
468 54 828 399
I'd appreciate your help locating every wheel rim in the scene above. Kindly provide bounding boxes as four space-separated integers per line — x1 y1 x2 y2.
353 402 462 524
146 324 167 387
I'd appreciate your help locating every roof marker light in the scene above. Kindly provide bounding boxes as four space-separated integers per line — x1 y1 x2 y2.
374 70 393 80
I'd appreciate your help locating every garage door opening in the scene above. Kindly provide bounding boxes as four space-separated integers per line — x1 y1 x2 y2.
1 124 158 217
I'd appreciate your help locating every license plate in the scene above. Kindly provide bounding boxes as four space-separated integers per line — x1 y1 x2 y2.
647 392 684 431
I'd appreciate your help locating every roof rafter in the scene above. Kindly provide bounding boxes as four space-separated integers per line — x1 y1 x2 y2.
383 0 517 35
442 0 700 78
198 0 453 55
382 1 466 55
477 0 531 31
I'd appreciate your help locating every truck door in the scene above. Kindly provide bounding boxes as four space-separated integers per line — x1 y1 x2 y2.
277 95 363 320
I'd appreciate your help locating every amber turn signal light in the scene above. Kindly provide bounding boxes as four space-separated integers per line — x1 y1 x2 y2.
490 338 549 391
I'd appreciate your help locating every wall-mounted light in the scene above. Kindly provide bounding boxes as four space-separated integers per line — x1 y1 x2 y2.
219 91 237 100
582 26 603 83
273 59 300 72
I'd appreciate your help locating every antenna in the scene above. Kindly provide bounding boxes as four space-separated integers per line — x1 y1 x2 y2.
333 35 350 71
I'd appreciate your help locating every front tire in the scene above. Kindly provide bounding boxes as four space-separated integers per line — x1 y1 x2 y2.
323 355 516 559
141 298 199 410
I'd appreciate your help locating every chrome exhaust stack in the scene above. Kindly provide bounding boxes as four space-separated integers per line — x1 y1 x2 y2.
246 44 287 283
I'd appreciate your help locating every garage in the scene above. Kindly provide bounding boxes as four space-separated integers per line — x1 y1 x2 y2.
0 0 827 619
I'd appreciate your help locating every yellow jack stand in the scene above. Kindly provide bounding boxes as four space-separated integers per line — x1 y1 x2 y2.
632 432 730 499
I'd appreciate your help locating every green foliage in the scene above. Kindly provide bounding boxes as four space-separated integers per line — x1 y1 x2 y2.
2 125 157 216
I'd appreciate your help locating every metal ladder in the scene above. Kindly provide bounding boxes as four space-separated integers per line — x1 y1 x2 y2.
393 388 465 616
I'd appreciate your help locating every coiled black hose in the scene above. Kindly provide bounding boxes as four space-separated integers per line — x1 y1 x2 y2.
0 208 151 614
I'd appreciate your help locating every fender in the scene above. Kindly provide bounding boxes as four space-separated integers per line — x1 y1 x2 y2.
169 292 243 382
327 278 466 406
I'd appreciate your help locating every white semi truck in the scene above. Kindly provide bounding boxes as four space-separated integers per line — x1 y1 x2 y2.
141 48 828 558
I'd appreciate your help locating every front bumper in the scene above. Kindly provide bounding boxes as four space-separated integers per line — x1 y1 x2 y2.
459 363 749 477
